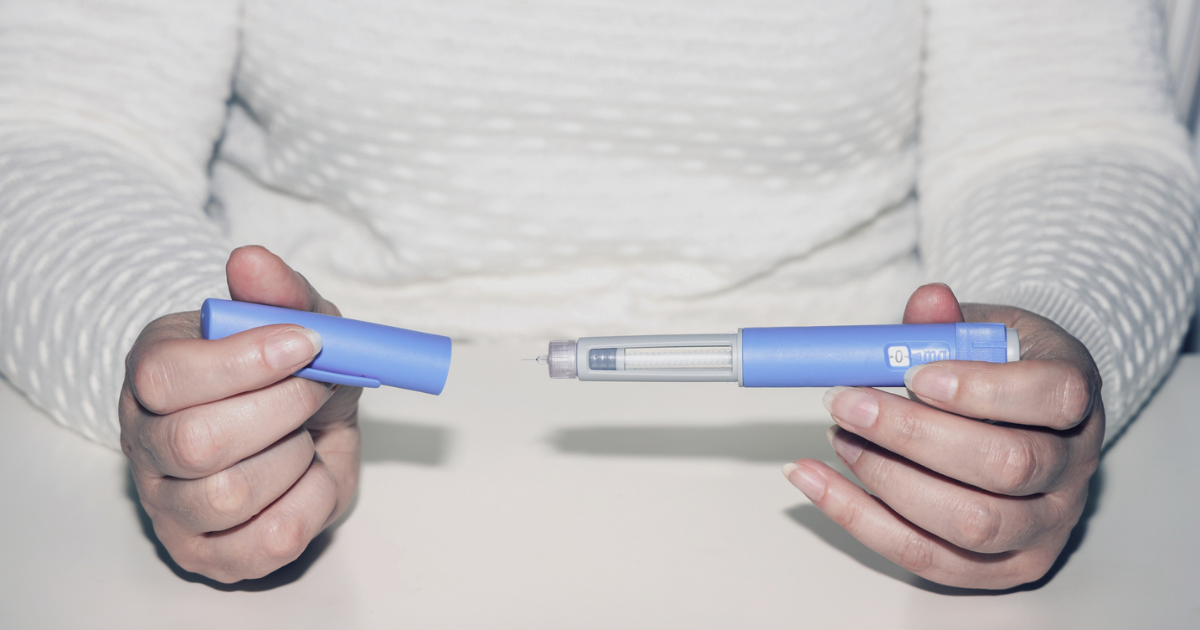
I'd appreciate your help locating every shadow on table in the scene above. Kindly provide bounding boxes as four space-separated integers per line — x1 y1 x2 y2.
359 417 453 466
123 418 452 591
785 465 1107 595
548 421 833 462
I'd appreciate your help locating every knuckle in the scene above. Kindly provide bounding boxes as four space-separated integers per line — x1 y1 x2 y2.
1006 552 1057 588
262 514 311 563
831 493 865 532
890 410 924 451
202 559 253 584
964 374 1003 416
169 418 221 475
160 525 263 584
1024 551 1058 583
893 531 935 573
172 553 205 576
994 435 1041 495
173 552 210 578
203 466 254 523
197 563 244 584
131 360 174 414
953 499 1004 551
862 451 899 491
300 378 331 409
279 377 328 415
1051 368 1092 428
209 570 245 585
166 537 211 577
247 331 287 374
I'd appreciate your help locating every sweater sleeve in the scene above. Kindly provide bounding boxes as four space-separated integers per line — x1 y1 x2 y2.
0 1 240 448
919 0 1200 447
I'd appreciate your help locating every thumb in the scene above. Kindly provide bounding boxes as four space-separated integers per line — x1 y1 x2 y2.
902 283 965 324
226 245 339 316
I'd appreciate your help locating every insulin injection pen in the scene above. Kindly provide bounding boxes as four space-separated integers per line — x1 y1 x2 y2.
536 323 1019 388
201 298 452 394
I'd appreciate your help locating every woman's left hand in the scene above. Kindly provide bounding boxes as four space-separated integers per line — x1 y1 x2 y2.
783 283 1104 589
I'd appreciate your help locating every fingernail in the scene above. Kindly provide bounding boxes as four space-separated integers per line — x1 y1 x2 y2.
905 364 957 402
826 387 878 429
821 386 849 413
827 427 862 465
265 328 322 370
781 461 798 479
782 461 826 501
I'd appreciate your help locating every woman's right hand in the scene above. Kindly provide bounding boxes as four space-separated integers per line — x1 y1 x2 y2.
119 246 362 583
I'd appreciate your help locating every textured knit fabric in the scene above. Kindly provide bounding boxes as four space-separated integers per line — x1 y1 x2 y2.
0 0 1196 449
215 0 927 337
920 0 1200 443
0 2 239 447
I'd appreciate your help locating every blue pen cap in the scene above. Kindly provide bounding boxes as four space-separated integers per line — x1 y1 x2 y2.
201 298 452 394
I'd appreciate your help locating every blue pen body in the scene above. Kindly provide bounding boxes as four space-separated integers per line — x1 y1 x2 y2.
742 323 1013 387
555 322 1017 387
201 298 452 394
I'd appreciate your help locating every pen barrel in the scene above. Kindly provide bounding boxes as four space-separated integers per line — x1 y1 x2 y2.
739 323 1014 388
201 299 452 395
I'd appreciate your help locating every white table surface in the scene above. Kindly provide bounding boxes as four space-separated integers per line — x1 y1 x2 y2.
2 346 1198 629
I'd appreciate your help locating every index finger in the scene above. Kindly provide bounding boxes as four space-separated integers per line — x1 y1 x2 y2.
903 358 1097 430
128 323 322 415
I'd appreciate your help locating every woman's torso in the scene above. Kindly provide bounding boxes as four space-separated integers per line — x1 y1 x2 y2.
215 0 924 336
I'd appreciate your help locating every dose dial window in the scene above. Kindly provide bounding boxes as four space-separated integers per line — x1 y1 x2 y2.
887 345 910 368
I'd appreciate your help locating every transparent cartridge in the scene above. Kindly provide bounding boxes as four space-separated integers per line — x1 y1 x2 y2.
539 334 741 383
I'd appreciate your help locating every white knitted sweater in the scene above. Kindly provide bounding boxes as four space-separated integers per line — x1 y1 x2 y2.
1 0 1196 449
